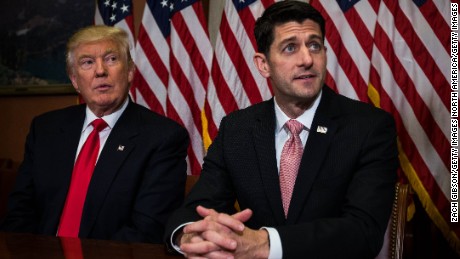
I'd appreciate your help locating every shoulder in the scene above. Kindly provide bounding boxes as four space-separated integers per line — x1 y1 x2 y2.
127 102 189 136
321 87 394 123
221 100 273 125
31 104 85 127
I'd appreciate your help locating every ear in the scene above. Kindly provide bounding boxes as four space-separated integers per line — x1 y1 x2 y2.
253 52 270 78
128 62 135 83
69 73 80 93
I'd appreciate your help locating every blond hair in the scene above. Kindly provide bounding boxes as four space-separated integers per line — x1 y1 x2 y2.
66 25 133 75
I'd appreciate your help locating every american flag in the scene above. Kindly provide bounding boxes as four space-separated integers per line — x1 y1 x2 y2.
94 0 136 58
94 0 457 249
310 0 457 251
203 0 276 145
132 0 212 176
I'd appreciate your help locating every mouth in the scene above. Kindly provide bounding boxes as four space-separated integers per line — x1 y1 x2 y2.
95 84 112 90
294 74 316 80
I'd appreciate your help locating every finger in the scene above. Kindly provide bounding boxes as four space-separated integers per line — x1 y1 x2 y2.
231 208 253 223
200 230 237 251
185 255 208 259
196 205 218 218
186 250 234 259
184 216 239 236
202 250 235 259
189 235 205 243
196 206 252 231
180 239 221 255
184 219 231 234
197 208 245 233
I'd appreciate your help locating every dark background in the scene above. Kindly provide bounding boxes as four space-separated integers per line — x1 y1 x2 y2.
0 0 94 86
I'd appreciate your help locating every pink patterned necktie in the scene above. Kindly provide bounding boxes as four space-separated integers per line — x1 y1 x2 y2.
279 119 304 217
58 118 107 237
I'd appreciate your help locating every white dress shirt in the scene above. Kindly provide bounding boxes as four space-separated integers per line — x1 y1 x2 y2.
75 98 129 161
265 92 322 259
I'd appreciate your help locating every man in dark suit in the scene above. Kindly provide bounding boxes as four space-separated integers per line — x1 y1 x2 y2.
165 1 398 258
0 25 189 244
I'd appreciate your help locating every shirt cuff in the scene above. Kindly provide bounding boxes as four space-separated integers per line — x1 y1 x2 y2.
170 222 192 255
261 227 283 259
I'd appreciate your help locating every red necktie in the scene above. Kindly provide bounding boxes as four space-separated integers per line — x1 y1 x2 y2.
58 119 108 237
279 119 304 217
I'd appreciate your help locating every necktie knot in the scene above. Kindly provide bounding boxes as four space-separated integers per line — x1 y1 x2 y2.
92 119 107 132
285 119 303 136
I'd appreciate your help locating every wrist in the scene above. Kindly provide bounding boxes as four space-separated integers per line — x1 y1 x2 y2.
256 229 270 259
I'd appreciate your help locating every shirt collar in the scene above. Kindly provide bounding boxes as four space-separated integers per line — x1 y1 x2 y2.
82 97 129 131
274 90 322 134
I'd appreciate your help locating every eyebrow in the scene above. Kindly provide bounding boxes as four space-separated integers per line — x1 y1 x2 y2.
278 34 323 46
77 49 117 61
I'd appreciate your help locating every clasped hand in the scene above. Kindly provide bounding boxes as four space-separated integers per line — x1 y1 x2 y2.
179 205 270 259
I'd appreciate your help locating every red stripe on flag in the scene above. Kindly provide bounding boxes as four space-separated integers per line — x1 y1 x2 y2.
370 65 453 230
237 7 258 50
210 58 239 116
171 13 210 88
132 70 165 115
313 2 370 102
383 0 450 108
219 14 264 105
419 0 451 53
166 99 202 176
374 23 449 168
137 25 169 87
342 7 374 59
169 56 203 136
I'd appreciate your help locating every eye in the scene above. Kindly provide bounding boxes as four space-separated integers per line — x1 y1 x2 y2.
283 43 296 53
308 41 323 53
79 58 94 70
105 54 119 65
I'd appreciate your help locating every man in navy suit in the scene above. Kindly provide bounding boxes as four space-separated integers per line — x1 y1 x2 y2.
1 25 189 244
165 1 398 258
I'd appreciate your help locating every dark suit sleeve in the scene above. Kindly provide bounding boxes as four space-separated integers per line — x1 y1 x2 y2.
0 117 40 232
277 112 398 259
164 116 238 249
110 123 189 243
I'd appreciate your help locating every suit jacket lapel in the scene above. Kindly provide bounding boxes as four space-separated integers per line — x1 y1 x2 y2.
44 106 86 234
287 87 339 223
253 99 286 225
56 107 87 190
79 102 139 237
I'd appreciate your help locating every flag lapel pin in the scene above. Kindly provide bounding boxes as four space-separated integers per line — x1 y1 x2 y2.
117 145 125 151
316 126 328 134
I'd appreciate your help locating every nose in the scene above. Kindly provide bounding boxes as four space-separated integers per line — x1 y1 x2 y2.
95 59 107 77
298 45 313 68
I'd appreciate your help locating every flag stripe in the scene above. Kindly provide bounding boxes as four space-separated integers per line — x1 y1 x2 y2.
370 65 451 223
205 0 274 142
385 0 450 107
211 53 240 115
237 7 258 52
372 46 449 197
219 15 263 105
417 0 450 52
132 69 165 115
131 0 211 175
166 98 202 175
137 24 170 86
314 1 370 101
376 1 450 160
324 40 359 100
133 44 167 113
310 0 457 249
